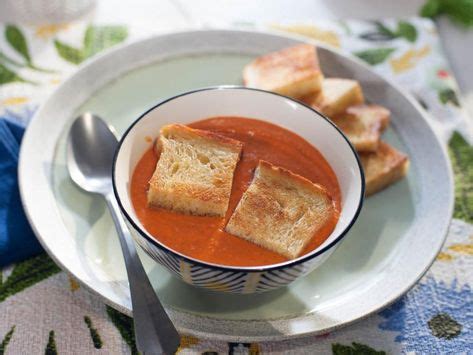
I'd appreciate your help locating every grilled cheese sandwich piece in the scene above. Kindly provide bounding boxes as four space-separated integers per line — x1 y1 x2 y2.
243 44 323 99
304 78 364 117
225 161 336 259
331 104 390 152
360 142 409 196
148 124 243 216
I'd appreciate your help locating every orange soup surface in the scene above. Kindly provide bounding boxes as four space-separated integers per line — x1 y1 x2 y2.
131 117 341 267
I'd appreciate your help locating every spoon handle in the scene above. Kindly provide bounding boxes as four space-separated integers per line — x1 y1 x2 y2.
105 193 180 355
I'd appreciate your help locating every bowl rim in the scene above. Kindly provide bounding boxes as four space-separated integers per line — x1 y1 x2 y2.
112 85 365 272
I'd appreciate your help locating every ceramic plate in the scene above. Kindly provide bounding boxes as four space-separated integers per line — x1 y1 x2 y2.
18 30 453 342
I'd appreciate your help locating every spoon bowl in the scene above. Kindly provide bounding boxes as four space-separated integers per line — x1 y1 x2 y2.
67 113 117 194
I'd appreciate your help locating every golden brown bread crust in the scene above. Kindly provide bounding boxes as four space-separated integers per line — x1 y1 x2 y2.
346 105 390 131
303 78 365 117
225 160 336 259
148 124 242 216
257 161 330 195
243 44 323 99
331 104 390 152
159 124 243 152
360 142 409 196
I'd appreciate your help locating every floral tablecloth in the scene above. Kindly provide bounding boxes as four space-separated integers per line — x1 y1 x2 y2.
0 15 472 354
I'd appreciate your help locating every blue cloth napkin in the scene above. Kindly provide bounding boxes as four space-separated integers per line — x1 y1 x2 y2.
0 118 42 267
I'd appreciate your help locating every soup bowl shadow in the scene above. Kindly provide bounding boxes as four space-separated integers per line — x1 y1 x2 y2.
113 86 364 294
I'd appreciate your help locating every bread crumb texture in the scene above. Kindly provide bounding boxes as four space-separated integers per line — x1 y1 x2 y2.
226 160 335 259
148 124 242 216
243 44 323 99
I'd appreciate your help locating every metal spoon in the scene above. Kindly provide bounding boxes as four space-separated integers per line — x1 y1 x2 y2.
67 113 180 355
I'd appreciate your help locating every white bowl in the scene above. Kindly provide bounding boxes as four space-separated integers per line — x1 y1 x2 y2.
113 86 364 293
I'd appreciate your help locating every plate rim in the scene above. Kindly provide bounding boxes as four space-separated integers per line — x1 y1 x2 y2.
18 28 454 342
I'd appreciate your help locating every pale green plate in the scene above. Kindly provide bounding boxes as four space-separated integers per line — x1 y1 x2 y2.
19 30 453 341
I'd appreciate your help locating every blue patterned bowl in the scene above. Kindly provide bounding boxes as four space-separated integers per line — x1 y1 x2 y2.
113 86 364 293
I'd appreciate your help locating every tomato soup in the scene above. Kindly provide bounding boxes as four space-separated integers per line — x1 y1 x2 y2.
130 117 341 267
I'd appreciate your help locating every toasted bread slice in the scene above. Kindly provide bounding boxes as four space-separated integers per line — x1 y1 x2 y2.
243 44 323 99
148 124 243 216
225 161 336 259
304 78 364 117
331 104 390 152
360 142 409 196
